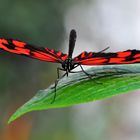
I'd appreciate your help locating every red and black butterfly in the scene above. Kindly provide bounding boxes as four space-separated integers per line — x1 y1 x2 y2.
0 29 140 101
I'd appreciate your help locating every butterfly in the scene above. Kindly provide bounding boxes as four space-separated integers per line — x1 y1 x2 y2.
1 29 140 102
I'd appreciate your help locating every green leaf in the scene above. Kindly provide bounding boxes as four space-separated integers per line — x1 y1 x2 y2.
8 64 140 123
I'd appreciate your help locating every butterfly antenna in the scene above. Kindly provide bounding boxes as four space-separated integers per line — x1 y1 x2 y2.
99 46 110 53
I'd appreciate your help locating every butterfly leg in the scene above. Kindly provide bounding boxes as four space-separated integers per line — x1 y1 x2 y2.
57 67 66 79
79 65 102 84
69 64 95 77
79 65 93 79
51 67 65 89
51 68 68 103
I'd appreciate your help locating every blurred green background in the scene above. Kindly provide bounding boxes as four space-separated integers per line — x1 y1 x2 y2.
1 0 140 140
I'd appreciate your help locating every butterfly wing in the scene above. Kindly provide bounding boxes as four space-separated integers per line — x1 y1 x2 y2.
73 50 140 65
0 38 68 63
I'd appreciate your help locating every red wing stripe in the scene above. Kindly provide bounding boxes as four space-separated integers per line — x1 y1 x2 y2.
133 54 140 58
56 51 62 56
80 52 86 58
15 47 30 55
61 54 68 61
76 58 108 65
32 51 59 61
12 40 26 47
73 50 140 65
0 39 8 48
0 38 68 63
109 58 126 63
117 51 131 57
80 58 108 65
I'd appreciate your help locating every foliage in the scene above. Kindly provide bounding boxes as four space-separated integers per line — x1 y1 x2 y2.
8 64 140 123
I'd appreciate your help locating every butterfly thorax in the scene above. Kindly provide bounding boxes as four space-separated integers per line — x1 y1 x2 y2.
62 58 75 72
